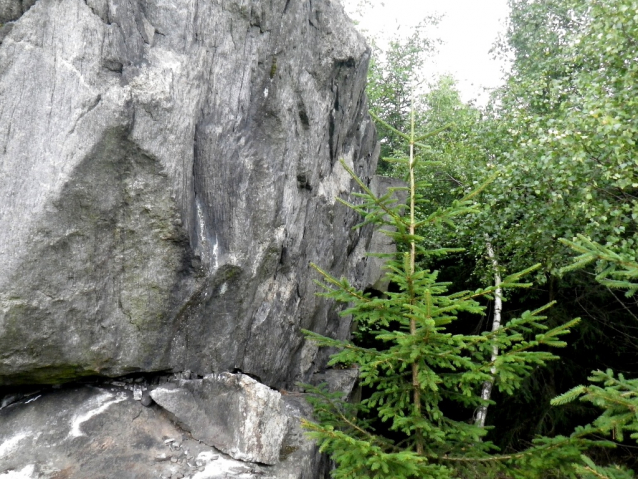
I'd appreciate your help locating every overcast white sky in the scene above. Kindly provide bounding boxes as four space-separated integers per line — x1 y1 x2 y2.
342 0 512 105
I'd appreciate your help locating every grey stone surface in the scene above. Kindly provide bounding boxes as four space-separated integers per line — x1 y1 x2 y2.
0 0 36 24
0 380 330 478
0 0 378 387
312 367 359 400
362 176 408 293
150 373 288 465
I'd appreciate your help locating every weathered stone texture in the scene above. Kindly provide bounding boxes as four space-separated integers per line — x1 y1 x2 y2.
0 376 331 478
0 0 35 24
0 0 377 387
150 373 288 465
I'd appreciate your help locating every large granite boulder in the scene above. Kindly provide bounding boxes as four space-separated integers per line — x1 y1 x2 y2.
0 0 378 388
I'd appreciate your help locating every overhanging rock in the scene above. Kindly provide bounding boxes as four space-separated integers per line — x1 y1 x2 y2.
0 0 378 387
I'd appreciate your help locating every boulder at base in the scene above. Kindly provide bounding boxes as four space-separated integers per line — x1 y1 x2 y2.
150 373 288 465
0 373 330 478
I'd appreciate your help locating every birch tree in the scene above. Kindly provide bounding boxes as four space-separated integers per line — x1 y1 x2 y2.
475 239 503 428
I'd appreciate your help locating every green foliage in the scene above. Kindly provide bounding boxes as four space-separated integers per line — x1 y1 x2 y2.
301 113 601 477
470 0 638 279
552 369 638 443
552 238 638 477
549 370 638 479
573 455 635 479
366 21 441 172
319 1 638 475
486 3 638 474
561 235 638 297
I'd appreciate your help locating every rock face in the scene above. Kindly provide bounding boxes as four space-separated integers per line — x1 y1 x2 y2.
0 0 380 475
0 374 332 478
0 0 36 23
150 373 288 465
0 0 377 387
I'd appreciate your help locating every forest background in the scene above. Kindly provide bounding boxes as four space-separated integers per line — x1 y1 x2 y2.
302 0 638 477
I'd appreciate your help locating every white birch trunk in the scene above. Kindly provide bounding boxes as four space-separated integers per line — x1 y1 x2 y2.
475 239 502 428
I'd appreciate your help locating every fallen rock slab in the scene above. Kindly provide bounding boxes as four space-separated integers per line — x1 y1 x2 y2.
150 373 287 465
